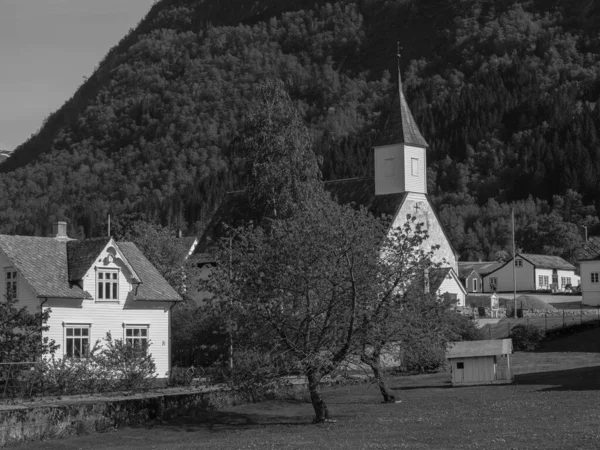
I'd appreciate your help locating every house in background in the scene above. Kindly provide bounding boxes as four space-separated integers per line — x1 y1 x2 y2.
577 236 600 305
458 262 503 293
196 54 466 304
429 268 467 306
0 222 182 376
480 254 579 293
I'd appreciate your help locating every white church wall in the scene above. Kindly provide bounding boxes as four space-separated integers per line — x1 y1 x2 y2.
392 194 458 274
374 144 405 195
403 145 427 194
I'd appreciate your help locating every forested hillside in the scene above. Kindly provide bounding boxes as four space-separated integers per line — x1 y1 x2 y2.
1 0 600 262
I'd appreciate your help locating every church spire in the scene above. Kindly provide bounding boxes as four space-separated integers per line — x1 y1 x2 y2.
374 44 429 148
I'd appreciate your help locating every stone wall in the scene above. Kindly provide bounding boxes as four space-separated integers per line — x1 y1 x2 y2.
0 385 305 447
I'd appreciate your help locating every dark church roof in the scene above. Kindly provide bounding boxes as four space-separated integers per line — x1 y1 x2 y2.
197 178 407 254
374 59 428 148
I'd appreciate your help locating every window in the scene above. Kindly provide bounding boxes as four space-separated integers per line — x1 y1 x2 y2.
457 362 464 369
489 277 498 291
97 270 119 301
65 326 90 358
561 277 571 287
539 275 549 287
515 259 523 267
5 269 17 300
473 278 478 292
411 157 419 176
591 273 599 283
125 326 149 352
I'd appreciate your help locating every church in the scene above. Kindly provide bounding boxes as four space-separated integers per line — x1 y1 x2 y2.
197 54 466 305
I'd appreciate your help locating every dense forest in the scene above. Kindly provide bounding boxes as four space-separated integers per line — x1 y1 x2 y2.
1 0 600 262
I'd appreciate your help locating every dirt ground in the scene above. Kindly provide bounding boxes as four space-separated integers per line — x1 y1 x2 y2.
12 328 600 450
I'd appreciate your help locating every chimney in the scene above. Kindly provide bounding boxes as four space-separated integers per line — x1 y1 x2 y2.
52 221 68 240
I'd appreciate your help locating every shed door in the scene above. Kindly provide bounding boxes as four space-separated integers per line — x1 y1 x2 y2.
455 361 464 383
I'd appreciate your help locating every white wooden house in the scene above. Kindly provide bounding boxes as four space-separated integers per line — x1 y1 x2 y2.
480 254 579 293
196 56 465 302
445 339 513 386
0 222 182 376
458 262 503 293
577 236 600 305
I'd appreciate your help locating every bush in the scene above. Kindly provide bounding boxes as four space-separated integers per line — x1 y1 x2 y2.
510 324 545 351
39 332 157 396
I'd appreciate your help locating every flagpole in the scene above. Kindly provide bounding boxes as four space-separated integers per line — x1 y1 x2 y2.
512 208 517 319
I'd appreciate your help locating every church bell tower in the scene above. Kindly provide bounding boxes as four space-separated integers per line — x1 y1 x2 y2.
373 45 428 196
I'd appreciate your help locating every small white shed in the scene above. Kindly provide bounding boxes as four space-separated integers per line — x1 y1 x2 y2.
445 339 513 386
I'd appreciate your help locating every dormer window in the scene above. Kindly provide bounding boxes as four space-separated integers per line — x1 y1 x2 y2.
5 269 17 300
97 269 119 301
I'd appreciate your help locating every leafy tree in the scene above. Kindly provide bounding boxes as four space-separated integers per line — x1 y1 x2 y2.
203 195 385 422
233 79 322 221
0 292 57 363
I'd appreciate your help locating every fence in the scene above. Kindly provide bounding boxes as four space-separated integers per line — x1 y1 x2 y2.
482 305 600 340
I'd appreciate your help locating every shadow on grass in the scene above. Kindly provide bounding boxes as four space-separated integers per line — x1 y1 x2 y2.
515 365 600 391
534 325 600 353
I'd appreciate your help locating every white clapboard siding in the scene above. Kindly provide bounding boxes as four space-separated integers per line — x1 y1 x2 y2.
403 145 427 194
436 274 465 307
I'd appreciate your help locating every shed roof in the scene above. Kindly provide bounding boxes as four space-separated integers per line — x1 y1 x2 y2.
446 339 513 359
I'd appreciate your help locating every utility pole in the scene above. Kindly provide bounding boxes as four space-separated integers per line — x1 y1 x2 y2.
512 208 517 319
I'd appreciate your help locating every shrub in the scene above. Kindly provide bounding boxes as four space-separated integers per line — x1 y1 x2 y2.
39 333 157 396
510 324 545 351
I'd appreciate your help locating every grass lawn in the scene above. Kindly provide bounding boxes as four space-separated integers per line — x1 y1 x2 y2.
14 332 600 450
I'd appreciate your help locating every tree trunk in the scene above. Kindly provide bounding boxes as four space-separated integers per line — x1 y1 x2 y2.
307 371 329 423
362 353 396 403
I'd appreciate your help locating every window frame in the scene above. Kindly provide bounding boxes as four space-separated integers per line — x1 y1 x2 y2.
124 325 150 354
411 157 419 177
489 277 498 290
591 272 599 284
64 324 91 359
515 259 523 267
472 278 478 292
97 268 119 301
4 268 18 300
539 275 549 287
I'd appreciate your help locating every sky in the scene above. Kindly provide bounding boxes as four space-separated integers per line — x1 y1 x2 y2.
0 0 155 151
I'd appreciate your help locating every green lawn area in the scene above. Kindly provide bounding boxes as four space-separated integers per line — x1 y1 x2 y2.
14 331 600 450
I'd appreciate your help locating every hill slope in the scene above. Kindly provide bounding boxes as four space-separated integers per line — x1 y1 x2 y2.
1 0 600 260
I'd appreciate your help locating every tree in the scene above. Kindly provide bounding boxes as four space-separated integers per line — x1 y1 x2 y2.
0 292 57 363
204 195 386 422
356 217 455 403
233 79 322 221
121 220 191 293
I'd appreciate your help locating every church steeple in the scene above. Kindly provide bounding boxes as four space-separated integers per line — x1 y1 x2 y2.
374 44 428 148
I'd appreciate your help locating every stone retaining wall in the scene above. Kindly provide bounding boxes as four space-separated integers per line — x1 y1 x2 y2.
457 307 600 319
0 385 304 447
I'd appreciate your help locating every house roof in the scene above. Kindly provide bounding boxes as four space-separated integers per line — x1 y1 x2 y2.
429 267 452 293
458 261 503 277
67 237 111 281
374 59 428 148
577 236 600 261
458 267 477 280
446 339 513 359
117 242 182 302
0 235 91 299
0 234 182 302
519 254 575 271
